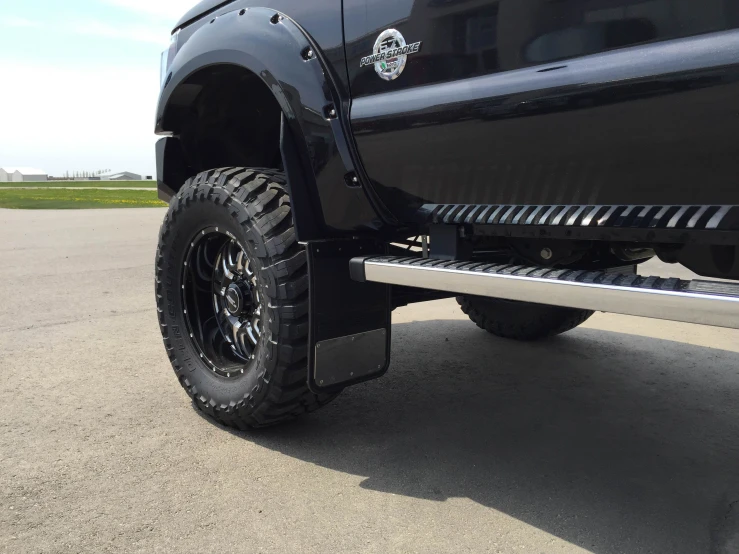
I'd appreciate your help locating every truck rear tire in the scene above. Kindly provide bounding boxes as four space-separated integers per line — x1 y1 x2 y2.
457 296 594 341
155 167 337 429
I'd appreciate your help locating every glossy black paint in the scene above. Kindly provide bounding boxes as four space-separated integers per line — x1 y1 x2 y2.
424 203 739 245
347 0 739 226
345 0 739 95
175 0 236 29
156 6 386 237
162 0 739 240
427 204 739 232
174 0 351 99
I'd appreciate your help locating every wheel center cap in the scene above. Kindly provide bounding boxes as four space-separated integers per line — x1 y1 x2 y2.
225 284 243 316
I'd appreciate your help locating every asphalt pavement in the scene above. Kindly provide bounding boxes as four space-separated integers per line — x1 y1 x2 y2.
1 208 738 554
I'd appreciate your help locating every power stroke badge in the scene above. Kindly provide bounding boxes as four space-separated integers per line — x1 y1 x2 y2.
360 29 422 81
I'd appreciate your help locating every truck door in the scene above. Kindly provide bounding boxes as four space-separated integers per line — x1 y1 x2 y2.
344 0 739 221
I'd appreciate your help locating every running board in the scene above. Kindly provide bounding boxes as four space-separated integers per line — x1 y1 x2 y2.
349 256 739 330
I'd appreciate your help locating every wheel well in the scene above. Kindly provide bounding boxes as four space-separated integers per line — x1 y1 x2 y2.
162 64 283 192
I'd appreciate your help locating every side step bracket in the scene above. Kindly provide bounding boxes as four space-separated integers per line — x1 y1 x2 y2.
349 256 739 330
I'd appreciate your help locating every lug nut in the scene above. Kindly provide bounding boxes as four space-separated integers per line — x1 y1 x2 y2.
540 248 553 260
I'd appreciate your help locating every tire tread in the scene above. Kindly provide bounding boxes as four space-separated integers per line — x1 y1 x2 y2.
155 167 336 429
457 296 594 341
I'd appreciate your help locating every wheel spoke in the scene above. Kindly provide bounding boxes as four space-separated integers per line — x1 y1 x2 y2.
236 325 252 359
214 308 231 339
230 320 243 351
245 320 259 347
235 250 246 277
221 255 235 283
192 245 215 292
183 230 262 376
225 242 240 274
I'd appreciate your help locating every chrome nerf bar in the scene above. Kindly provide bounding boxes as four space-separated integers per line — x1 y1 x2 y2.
349 256 739 329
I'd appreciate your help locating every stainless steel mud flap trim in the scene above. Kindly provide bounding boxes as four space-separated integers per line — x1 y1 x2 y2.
349 256 739 329
314 329 389 388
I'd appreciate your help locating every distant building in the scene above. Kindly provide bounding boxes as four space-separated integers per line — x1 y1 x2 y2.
0 167 48 182
100 171 142 181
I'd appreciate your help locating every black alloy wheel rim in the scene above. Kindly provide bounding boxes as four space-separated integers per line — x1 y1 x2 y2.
182 227 261 378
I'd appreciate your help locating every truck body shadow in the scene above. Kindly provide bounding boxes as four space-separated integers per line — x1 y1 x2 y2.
197 319 739 553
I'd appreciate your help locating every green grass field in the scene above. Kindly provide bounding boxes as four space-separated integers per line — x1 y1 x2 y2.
0 188 167 209
0 180 156 189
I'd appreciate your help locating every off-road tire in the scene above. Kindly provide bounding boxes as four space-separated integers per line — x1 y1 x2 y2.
457 296 594 341
155 167 337 429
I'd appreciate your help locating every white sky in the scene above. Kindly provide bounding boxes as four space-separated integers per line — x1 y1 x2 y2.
0 0 198 177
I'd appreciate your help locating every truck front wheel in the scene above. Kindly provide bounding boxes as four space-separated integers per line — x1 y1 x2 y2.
155 167 337 429
457 296 594 341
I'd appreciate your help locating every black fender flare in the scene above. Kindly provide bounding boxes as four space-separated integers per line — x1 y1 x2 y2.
156 7 392 239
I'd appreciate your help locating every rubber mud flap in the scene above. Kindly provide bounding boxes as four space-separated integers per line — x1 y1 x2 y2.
306 240 391 393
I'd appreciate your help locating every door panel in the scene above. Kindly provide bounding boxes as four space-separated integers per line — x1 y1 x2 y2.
346 0 739 222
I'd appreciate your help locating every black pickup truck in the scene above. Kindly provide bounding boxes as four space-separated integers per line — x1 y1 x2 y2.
155 0 739 429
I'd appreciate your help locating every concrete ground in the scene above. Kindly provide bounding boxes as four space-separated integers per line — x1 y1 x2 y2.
1 208 738 554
